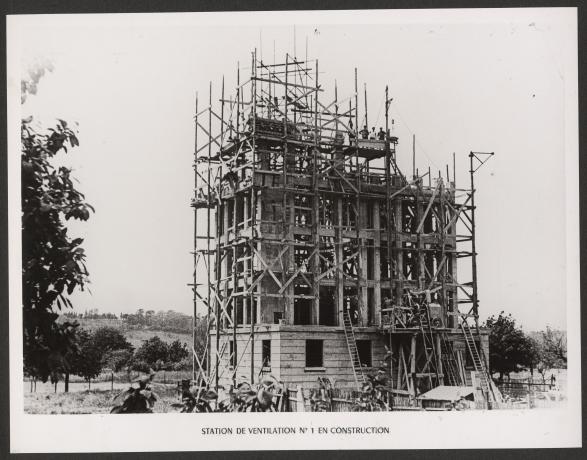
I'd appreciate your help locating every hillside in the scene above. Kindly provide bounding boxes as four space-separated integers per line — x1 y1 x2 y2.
57 316 192 349
123 328 191 350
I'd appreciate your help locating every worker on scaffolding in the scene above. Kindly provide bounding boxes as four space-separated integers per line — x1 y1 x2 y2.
377 127 386 140
348 119 356 145
348 295 359 325
382 297 392 326
369 127 376 140
360 125 369 139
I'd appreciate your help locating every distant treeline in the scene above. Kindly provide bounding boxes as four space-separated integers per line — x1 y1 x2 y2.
63 308 118 319
63 308 193 333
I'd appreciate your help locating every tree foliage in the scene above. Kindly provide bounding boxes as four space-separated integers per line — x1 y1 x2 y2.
22 115 94 382
484 312 536 377
92 327 134 355
533 327 567 381
133 336 170 371
131 336 190 371
103 349 134 372
539 327 567 368
21 60 54 104
168 339 189 363
484 312 567 380
67 329 103 386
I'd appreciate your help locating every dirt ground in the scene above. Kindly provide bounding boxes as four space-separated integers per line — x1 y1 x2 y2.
23 381 182 414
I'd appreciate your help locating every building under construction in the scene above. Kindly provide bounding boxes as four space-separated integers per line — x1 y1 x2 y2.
191 49 498 407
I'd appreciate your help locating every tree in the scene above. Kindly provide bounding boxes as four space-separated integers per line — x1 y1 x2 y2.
168 339 189 363
68 329 103 389
21 59 54 104
540 327 567 366
483 312 536 379
132 336 169 370
534 327 567 382
22 81 94 382
103 349 134 373
91 327 133 355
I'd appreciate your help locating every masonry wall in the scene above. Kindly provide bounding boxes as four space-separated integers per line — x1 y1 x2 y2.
210 326 388 390
278 327 388 389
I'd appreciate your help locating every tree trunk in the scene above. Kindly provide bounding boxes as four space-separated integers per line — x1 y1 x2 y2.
88 379 91 390
54 381 57 393
65 373 69 393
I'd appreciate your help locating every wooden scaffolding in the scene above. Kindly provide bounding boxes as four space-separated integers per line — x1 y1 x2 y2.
191 49 496 404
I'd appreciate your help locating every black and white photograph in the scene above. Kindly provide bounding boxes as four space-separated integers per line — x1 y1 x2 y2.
7 7 581 452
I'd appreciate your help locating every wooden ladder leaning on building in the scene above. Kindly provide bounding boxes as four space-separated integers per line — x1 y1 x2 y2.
460 320 495 401
415 300 441 388
440 335 461 386
342 308 366 389
207 340 228 387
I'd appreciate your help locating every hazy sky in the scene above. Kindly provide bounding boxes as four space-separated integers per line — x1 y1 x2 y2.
11 9 577 331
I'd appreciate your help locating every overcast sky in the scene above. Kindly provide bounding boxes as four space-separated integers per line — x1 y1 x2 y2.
11 9 577 331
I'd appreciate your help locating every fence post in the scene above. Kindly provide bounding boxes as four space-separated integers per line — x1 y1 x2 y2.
297 385 305 412
111 372 114 391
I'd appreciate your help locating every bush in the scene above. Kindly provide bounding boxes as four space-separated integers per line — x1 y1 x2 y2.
133 336 169 369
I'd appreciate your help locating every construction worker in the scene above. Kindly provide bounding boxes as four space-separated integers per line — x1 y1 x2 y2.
378 127 386 140
360 125 369 139
369 127 376 139
348 119 356 144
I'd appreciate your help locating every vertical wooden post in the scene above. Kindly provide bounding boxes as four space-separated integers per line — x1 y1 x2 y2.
297 385 305 412
396 343 403 389
394 200 403 306
354 69 365 327
436 334 444 385
372 201 381 325
206 81 213 380
249 50 256 384
311 59 320 326
193 92 199 381
410 334 416 399
336 198 344 326
412 134 416 179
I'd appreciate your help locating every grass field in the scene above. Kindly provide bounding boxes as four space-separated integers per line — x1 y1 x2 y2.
25 318 194 414
24 381 182 414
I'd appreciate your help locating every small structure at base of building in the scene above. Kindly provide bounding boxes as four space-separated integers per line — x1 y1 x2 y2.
417 385 476 410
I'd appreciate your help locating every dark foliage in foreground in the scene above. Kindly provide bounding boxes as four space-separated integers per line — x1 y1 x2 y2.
111 372 159 414
22 116 94 382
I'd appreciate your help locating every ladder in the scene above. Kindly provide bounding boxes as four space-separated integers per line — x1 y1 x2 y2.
342 308 366 389
460 320 493 399
207 341 227 387
414 300 441 387
440 336 461 386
